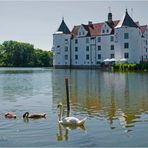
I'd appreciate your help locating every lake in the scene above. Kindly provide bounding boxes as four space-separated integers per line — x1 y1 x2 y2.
0 68 148 147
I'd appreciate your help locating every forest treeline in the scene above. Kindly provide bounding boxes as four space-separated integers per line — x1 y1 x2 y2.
0 41 53 67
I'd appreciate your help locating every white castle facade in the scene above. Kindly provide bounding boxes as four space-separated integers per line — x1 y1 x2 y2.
53 10 148 68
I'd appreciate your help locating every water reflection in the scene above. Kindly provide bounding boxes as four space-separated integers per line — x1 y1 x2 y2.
23 117 46 123
52 69 148 133
57 123 86 142
0 71 34 101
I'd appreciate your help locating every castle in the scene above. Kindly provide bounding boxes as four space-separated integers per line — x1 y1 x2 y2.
53 9 148 68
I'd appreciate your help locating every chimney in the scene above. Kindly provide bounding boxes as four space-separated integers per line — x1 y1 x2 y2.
88 21 93 25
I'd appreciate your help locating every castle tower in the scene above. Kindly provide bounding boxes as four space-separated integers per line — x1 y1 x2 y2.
53 18 71 68
114 9 141 63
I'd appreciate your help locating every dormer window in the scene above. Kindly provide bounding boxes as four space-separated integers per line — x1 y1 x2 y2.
102 30 105 33
107 29 109 33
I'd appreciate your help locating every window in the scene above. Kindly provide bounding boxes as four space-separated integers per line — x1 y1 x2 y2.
79 32 81 36
75 39 78 44
110 36 114 41
57 45 60 48
75 55 78 60
124 53 129 58
65 55 68 60
102 30 105 33
65 39 68 44
111 54 114 58
97 61 101 64
86 54 89 60
107 29 109 33
86 38 89 43
91 37 95 40
75 47 78 52
98 46 101 51
86 46 89 51
110 45 114 50
146 40 148 45
65 46 68 52
146 48 147 53
98 37 101 42
124 43 129 49
98 54 101 59
124 33 129 39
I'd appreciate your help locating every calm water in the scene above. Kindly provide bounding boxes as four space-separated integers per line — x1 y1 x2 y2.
0 68 148 147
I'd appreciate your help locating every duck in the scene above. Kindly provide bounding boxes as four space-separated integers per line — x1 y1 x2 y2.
23 112 46 119
5 112 16 118
57 102 87 126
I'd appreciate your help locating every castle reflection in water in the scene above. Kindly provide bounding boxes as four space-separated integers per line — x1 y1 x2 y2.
52 69 148 130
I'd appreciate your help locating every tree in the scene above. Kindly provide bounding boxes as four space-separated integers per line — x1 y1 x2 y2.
0 40 53 67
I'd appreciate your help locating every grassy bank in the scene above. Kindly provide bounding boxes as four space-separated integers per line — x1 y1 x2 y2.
113 63 148 72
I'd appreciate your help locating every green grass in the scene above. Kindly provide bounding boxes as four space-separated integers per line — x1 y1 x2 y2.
113 63 148 72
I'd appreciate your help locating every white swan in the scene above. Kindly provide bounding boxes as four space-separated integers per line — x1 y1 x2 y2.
57 103 87 126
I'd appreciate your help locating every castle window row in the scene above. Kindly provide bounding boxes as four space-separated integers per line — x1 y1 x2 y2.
64 53 128 61
73 34 129 46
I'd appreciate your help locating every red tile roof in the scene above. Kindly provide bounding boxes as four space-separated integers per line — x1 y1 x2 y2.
71 20 120 38
71 20 147 38
71 25 80 38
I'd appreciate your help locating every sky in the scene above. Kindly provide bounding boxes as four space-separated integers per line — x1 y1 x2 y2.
0 1 148 51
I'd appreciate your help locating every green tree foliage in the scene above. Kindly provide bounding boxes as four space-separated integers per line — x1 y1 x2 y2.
33 49 53 67
0 40 53 67
113 63 148 72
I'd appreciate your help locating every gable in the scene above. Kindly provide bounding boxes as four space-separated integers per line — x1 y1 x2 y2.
101 22 112 35
77 25 88 37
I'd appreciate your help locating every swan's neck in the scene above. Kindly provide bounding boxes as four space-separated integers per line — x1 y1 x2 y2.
59 106 63 121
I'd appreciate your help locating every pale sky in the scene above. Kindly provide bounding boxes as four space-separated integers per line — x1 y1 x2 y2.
0 1 148 51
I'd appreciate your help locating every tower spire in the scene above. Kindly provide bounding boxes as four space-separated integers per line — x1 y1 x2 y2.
108 7 112 22
62 16 64 21
126 8 128 13
57 18 71 34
